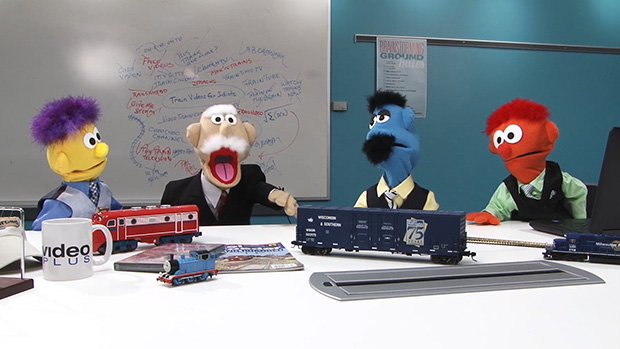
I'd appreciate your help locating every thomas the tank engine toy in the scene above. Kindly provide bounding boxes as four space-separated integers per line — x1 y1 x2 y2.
157 250 218 286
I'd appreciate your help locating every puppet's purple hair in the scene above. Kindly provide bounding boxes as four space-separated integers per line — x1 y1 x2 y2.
31 96 101 146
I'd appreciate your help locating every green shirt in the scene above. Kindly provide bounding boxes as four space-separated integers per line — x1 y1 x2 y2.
483 169 587 221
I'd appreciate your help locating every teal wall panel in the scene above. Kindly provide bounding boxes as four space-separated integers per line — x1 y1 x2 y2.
319 0 620 216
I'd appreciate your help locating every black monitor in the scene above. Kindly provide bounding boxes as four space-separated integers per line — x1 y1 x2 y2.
589 127 620 235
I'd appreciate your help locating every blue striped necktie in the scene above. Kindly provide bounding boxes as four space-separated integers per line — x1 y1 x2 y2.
88 181 100 206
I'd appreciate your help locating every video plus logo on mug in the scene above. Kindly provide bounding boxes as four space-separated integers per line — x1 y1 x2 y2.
41 218 112 281
42 243 92 266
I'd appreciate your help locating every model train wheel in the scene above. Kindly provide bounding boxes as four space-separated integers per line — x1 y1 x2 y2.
125 240 138 252
316 248 332 256
430 255 462 265
301 246 314 255
547 251 587 262
199 273 208 281
97 243 107 255
172 278 184 286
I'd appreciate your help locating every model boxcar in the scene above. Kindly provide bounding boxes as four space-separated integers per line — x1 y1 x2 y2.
92 204 201 254
543 232 620 264
157 250 218 286
293 206 475 264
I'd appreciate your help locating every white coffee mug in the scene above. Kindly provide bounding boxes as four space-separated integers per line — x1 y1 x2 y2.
41 217 113 281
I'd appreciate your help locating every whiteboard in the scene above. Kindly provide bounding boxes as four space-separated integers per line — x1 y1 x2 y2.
0 0 330 207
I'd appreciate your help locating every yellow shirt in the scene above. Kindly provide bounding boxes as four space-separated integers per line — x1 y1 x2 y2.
354 175 439 210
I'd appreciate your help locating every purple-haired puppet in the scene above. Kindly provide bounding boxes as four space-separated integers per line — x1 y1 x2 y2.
31 96 122 230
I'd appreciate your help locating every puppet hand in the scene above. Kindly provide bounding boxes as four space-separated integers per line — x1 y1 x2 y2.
268 189 298 217
466 211 501 225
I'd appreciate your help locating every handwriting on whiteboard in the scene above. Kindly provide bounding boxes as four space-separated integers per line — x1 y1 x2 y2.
117 31 301 184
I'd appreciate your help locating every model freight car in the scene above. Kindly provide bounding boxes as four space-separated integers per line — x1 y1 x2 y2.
543 232 620 264
157 250 218 286
92 204 201 254
293 206 475 264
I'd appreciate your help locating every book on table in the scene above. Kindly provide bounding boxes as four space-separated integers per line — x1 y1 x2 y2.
113 242 304 273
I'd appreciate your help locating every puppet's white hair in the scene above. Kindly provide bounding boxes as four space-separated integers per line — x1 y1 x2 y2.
199 134 250 156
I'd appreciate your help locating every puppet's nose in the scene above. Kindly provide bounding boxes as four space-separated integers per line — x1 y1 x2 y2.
95 142 109 158
219 121 233 136
497 143 511 159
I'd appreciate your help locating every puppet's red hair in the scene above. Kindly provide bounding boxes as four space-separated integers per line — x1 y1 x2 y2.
484 98 550 135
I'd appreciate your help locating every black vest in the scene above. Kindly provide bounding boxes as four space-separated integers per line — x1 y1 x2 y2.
366 182 430 209
504 161 573 221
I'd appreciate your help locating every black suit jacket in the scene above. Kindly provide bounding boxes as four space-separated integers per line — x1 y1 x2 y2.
160 164 281 226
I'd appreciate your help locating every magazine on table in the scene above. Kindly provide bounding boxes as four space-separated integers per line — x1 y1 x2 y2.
114 242 303 273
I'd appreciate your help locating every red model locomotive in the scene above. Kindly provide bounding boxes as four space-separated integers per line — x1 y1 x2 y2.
92 204 201 254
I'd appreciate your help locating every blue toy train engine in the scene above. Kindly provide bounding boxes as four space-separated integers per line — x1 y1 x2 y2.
543 232 620 264
157 250 218 286
293 206 475 265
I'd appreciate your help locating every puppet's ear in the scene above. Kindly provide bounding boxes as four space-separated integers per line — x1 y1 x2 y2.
545 120 559 144
243 122 256 144
403 107 414 129
186 123 201 147
49 151 70 174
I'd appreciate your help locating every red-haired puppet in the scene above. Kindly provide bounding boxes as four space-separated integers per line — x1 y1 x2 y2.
466 98 587 225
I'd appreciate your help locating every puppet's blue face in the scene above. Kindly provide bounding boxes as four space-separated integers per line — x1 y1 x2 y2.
362 104 419 183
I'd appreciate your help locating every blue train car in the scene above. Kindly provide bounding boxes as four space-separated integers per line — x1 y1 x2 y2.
157 250 218 286
543 232 620 264
293 206 475 264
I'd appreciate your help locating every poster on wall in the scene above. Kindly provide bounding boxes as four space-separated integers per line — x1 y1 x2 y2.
376 37 427 118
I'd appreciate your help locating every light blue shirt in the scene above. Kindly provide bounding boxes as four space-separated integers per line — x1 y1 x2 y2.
32 179 122 230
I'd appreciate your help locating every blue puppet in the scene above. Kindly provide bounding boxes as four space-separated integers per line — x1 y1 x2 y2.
354 90 439 210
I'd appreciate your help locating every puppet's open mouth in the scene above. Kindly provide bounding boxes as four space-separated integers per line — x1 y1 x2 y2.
73 160 106 174
209 148 238 184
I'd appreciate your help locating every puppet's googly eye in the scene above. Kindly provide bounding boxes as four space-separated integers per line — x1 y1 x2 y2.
369 113 390 129
93 127 102 142
375 114 390 124
226 114 238 125
83 132 98 149
211 114 224 125
503 124 523 144
493 130 505 148
369 117 376 129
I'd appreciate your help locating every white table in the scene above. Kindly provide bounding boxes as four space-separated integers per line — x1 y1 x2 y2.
2 222 619 349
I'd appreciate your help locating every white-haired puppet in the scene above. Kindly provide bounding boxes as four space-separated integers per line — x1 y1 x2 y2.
160 104 297 225
30 96 122 230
